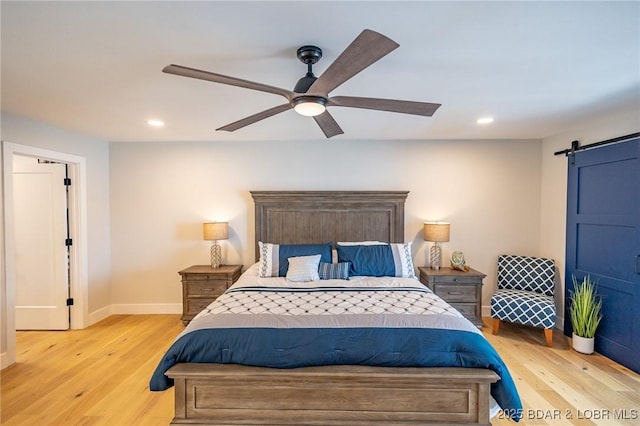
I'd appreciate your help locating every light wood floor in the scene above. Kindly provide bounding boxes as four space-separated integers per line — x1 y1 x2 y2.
1 315 638 425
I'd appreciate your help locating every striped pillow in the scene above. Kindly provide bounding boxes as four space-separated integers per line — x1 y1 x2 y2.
318 262 350 280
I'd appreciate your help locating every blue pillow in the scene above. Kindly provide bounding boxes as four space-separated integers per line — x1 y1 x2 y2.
318 262 350 280
336 243 415 278
258 242 332 277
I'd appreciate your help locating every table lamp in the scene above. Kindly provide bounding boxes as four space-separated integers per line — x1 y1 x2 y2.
203 222 229 268
423 222 450 270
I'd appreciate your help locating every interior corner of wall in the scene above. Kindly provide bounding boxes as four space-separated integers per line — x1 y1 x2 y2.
87 304 113 326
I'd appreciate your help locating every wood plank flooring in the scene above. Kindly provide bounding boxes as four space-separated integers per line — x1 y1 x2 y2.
1 315 638 425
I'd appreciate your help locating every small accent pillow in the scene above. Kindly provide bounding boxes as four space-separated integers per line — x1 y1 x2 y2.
286 255 321 282
318 262 350 280
258 242 332 277
336 242 415 278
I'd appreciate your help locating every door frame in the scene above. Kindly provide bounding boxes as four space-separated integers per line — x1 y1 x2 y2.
1 142 88 367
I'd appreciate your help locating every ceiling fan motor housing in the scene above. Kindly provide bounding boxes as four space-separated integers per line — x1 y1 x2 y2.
294 45 323 93
296 45 322 64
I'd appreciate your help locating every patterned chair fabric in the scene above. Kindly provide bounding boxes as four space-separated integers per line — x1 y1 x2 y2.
491 255 556 329
496 254 555 296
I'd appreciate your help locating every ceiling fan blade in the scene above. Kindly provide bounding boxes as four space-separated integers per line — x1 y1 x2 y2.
163 64 294 100
307 29 399 96
328 96 441 116
313 111 344 138
216 103 293 132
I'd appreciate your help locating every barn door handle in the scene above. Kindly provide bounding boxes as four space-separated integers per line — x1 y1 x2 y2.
636 255 640 275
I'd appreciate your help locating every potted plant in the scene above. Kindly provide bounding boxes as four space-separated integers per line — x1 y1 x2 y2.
568 274 603 354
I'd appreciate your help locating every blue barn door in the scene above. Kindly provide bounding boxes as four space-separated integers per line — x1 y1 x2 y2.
565 137 639 373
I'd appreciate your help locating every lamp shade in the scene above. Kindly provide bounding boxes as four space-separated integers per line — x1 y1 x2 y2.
203 222 229 241
423 222 450 242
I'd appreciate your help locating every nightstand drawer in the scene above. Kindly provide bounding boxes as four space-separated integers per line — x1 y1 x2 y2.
434 284 478 302
450 302 478 319
182 273 223 281
186 298 215 316
429 275 481 285
185 280 227 297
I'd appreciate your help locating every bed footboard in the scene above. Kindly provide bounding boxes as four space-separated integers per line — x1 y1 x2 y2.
167 363 498 425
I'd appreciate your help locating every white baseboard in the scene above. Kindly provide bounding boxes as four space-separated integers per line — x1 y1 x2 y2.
482 305 491 318
88 305 112 326
0 351 9 370
89 303 182 324
110 303 182 315
85 303 181 325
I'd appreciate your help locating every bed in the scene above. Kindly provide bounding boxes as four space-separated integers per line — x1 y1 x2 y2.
150 191 522 425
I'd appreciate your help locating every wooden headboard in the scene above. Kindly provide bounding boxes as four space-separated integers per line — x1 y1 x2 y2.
250 191 409 261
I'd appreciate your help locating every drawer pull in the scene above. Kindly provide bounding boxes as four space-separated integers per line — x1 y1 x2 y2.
448 291 463 295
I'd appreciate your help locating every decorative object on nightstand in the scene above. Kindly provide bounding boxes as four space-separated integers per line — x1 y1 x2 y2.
423 222 450 270
450 251 470 272
203 222 229 268
178 264 242 325
419 266 485 328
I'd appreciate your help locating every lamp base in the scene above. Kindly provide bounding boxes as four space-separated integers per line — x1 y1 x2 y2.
429 243 441 271
210 243 222 268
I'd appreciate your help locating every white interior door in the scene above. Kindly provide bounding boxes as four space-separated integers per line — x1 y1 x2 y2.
13 155 69 330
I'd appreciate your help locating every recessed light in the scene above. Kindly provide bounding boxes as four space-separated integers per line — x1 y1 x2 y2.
476 117 494 125
147 119 165 127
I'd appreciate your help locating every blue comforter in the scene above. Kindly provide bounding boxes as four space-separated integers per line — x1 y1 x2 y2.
150 283 522 421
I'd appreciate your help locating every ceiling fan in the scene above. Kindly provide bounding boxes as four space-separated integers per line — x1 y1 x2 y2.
163 29 441 138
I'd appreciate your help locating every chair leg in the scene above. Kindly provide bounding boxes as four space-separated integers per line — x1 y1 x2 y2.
544 328 553 347
492 318 500 335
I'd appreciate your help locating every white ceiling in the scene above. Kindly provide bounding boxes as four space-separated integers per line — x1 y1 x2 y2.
2 1 639 142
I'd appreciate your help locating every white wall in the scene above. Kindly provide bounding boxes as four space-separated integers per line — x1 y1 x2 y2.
109 139 543 313
540 108 640 329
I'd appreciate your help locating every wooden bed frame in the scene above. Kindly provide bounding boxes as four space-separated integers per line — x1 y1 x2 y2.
166 191 499 425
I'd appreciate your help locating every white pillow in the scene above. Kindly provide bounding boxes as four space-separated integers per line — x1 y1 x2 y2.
286 255 321 282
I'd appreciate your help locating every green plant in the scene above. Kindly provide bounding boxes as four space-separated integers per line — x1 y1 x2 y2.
569 274 603 338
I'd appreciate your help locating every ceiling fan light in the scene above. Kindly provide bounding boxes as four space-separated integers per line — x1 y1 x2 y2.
293 96 326 117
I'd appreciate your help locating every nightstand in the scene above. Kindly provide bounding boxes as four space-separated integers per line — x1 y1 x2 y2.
418 266 486 328
178 264 242 325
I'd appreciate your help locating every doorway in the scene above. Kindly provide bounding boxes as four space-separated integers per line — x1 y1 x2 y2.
1 142 88 367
